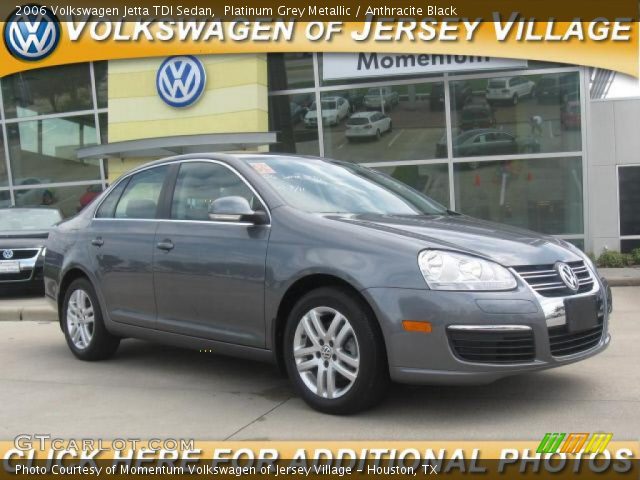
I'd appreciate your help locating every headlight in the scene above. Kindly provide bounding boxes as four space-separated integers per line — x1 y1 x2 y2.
418 250 517 291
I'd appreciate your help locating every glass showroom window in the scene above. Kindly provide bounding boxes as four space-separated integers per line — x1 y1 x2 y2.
320 83 447 163
450 72 581 157
374 163 450 208
268 94 319 155
268 53 315 91
1 63 93 119
454 157 583 235
6 115 102 185
13 183 103 218
619 165 640 253
0 190 9 208
93 62 108 109
0 130 8 188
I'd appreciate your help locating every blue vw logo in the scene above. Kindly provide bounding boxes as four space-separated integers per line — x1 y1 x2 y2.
4 5 60 61
156 56 207 108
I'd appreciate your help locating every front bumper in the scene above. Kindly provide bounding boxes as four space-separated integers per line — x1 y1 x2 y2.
0 248 45 290
362 275 610 385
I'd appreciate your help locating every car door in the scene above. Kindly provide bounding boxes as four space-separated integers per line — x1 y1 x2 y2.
153 160 270 347
90 165 170 329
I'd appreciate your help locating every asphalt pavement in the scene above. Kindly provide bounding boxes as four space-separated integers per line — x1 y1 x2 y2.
0 287 638 440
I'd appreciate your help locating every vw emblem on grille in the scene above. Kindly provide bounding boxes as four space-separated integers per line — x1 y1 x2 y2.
556 262 579 292
2 249 14 260
156 56 207 108
3 5 60 61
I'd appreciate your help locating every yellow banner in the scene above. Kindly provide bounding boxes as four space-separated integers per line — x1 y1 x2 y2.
0 21 638 78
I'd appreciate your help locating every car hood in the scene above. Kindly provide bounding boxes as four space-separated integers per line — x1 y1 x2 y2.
0 231 49 249
326 213 581 267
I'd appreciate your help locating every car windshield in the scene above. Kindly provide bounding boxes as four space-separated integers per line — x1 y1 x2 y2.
0 209 61 231
488 80 506 88
322 101 337 110
245 157 447 216
346 117 370 126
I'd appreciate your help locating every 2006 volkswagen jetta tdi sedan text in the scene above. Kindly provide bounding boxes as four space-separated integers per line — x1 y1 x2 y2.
44 154 611 414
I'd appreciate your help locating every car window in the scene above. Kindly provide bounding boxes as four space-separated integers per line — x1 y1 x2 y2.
114 166 169 219
171 162 259 221
96 178 129 218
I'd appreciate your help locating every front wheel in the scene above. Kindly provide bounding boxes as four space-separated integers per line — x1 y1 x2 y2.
284 287 389 414
62 278 120 361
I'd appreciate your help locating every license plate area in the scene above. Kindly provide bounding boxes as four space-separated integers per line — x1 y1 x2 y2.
564 295 598 333
0 261 20 274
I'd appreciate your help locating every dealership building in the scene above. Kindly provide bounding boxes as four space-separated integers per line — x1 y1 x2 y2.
0 53 638 254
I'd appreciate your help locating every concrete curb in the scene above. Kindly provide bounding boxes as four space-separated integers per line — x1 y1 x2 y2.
0 299 57 322
600 268 640 287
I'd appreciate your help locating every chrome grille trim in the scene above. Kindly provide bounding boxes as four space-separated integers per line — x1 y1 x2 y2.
513 261 595 297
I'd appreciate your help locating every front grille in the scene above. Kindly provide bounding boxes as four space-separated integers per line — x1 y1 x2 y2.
0 249 39 260
447 328 535 364
513 261 594 297
549 322 604 356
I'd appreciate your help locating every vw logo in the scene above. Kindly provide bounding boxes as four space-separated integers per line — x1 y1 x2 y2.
321 345 333 361
2 250 14 260
3 5 60 61
556 262 579 292
156 56 207 108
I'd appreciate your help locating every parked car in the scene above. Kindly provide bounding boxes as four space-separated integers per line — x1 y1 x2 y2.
304 97 350 127
1 207 62 295
436 129 519 158
561 100 581 129
45 154 611 414
345 112 392 141
486 76 535 105
459 102 496 130
430 82 472 110
535 74 579 104
364 87 399 111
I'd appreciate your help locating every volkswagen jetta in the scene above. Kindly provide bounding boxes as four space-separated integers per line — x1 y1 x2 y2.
44 154 611 414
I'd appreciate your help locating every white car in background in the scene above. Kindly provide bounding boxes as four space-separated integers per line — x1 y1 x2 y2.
304 96 350 127
345 111 392 141
486 76 535 105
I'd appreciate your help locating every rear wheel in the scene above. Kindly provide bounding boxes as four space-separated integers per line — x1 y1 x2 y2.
512 93 519 105
62 278 119 361
284 287 389 414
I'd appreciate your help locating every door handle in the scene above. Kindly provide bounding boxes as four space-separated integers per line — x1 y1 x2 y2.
91 237 104 247
156 240 174 251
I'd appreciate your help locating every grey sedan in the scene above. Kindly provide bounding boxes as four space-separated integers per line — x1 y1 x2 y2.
44 154 611 414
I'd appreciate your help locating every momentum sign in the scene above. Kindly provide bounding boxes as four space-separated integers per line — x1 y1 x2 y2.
322 53 528 81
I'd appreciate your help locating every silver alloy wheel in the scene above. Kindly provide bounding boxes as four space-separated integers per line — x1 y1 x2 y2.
293 306 360 399
66 289 95 350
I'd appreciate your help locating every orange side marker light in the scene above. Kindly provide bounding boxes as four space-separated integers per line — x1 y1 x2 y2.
402 321 432 333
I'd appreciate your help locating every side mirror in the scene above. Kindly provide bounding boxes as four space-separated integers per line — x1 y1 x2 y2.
208 196 268 225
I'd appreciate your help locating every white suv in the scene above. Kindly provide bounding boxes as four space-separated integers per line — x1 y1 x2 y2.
486 76 535 105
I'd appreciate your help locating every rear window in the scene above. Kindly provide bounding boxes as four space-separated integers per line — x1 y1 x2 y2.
346 118 370 126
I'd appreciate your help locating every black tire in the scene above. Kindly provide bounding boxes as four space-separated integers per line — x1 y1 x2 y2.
388 121 393 133
375 129 381 140
283 287 389 414
62 278 120 361
512 93 519 105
